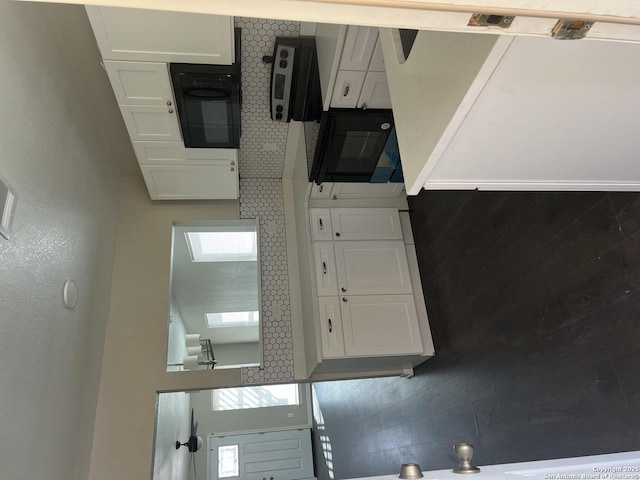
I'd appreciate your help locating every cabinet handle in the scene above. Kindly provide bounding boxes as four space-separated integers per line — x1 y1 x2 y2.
335 232 341 237
319 218 324 231
361 102 368 110
328 318 333 333
343 82 351 97
322 262 327 274
168 109 174 114
341 287 347 292
319 184 324 193
342 297 348 302
230 167 235 171
231 161 235 166
166 101 172 106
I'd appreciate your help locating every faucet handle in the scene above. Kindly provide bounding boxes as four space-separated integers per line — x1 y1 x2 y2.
453 443 480 474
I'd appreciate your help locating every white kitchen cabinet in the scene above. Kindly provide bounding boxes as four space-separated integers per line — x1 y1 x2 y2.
132 141 237 166
85 6 235 64
313 242 338 296
329 208 403 241
334 240 413 295
339 26 379 71
340 294 423 356
318 297 346 358
119 105 182 142
104 61 174 107
310 182 333 199
310 208 333 241
140 164 238 200
359 71 392 109
329 182 404 200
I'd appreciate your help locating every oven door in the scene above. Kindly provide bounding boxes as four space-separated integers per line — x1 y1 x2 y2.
313 110 394 183
171 65 241 148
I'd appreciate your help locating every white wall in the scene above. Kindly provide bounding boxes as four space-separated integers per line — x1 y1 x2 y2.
88 177 246 480
0 2 122 479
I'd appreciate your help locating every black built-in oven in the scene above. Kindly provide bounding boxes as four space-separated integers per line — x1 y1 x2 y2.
170 29 241 148
309 109 395 183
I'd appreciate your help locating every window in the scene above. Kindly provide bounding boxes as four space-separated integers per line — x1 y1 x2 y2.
206 311 259 328
185 231 257 262
212 384 300 411
218 445 239 478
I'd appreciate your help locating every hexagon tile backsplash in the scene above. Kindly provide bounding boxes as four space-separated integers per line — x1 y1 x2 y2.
235 18 300 384
235 17 300 179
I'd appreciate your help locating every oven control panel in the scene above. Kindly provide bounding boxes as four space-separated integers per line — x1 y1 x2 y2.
271 44 295 122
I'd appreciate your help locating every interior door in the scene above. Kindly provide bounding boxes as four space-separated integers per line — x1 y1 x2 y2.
209 429 314 480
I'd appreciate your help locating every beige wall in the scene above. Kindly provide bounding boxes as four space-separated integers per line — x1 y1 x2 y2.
89 178 249 480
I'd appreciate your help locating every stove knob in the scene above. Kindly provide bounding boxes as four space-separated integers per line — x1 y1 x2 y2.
279 60 288 69
276 105 283 113
275 113 283 121
280 50 289 59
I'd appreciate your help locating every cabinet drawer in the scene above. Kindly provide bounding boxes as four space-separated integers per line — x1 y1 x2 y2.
330 208 402 240
340 294 423 356
313 242 338 296
331 71 366 109
310 208 333 241
310 182 333 199
318 297 345 358
330 183 404 200
334 240 412 296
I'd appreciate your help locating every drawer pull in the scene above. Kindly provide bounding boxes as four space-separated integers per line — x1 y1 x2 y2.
343 82 351 97
328 318 333 333
319 184 324 193
335 232 341 237
319 218 324 230
322 262 327 274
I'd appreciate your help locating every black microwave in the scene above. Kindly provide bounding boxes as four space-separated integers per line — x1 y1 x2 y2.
170 62 241 148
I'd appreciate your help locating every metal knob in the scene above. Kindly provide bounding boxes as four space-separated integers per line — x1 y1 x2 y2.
342 297 348 302
167 101 172 106
341 287 347 292
335 232 341 237
230 167 235 171
231 161 235 166
453 443 480 474
168 109 174 114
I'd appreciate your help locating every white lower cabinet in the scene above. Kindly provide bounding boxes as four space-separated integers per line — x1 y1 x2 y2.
318 297 346 358
313 242 338 296
341 294 422 356
140 164 238 200
334 240 412 295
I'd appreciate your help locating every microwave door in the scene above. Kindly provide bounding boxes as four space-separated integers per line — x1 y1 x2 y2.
182 90 235 148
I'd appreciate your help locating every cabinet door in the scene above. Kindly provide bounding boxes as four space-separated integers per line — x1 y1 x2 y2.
330 208 402 240
310 182 333 199
309 208 333 241
313 242 338 296
340 295 423 356
318 297 345 358
104 61 174 107
368 37 386 72
139 164 238 200
330 70 366 108
340 26 379 71
133 141 237 166
358 71 392 109
119 105 182 142
86 6 235 64
334 240 412 295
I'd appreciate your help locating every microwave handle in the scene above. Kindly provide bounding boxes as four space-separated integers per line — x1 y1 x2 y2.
184 88 230 99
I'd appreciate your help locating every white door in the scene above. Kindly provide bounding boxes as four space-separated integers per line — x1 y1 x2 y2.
209 429 314 480
334 240 413 295
140 164 238 200
358 71 392 109
119 105 182 142
104 61 174 107
340 294 423 356
85 6 235 64
330 208 402 241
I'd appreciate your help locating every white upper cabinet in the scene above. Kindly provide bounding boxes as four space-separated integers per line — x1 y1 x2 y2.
339 26 379 71
85 6 235 64
119 105 182 142
140 164 238 200
132 142 237 166
104 61 174 107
